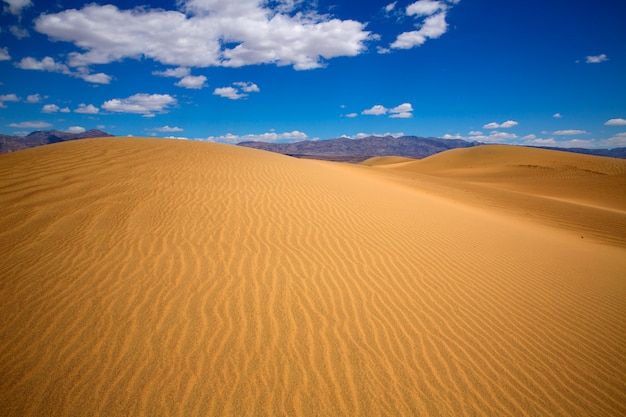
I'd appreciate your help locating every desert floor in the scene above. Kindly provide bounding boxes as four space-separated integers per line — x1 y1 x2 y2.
1 138 625 416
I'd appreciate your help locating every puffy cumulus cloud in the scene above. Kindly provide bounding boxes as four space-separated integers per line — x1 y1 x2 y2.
66 126 86 134
362 104 388 116
391 12 447 49
345 113 358 118
604 118 626 126
214 82 260 99
15 56 111 84
3 0 32 16
406 0 445 16
362 102 413 118
153 125 184 132
78 71 112 84
585 54 608 64
8 120 52 129
391 1 458 50
234 81 260 93
214 87 246 100
16 56 69 72
442 133 463 139
205 130 308 143
0 47 10 61
176 75 207 89
75 103 100 114
154 66 207 89
42 104 70 113
26 94 42 103
389 102 413 118
0 93 19 108
553 113 563 118
553 129 587 135
33 1 372 72
102 93 177 117
483 120 518 129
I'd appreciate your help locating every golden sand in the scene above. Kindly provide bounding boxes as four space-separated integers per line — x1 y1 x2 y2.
1 138 625 416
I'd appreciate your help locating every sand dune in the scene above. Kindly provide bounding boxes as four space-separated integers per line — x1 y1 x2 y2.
1 138 625 416
362 145 626 246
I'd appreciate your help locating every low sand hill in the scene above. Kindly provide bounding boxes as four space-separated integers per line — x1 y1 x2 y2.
364 144 626 246
1 138 625 416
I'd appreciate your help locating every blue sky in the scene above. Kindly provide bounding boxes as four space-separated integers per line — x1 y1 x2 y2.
1 0 625 147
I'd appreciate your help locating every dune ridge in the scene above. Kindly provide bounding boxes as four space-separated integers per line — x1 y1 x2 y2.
1 138 625 416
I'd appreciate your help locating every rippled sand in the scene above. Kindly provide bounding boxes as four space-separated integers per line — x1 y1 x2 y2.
1 138 625 416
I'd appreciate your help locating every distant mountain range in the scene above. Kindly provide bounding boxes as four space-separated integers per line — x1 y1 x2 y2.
239 135 626 161
239 136 480 162
0 129 112 154
2 130 625 160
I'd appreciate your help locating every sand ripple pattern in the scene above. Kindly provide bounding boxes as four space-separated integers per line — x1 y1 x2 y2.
1 138 625 416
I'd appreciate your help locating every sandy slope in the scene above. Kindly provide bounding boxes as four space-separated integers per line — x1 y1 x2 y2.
1 138 625 416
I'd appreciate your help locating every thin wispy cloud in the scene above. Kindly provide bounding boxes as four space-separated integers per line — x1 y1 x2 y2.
585 54 608 64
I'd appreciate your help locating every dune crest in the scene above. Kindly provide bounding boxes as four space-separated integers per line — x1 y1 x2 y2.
1 138 625 416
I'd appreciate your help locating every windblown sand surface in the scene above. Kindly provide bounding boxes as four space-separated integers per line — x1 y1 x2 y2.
1 138 625 416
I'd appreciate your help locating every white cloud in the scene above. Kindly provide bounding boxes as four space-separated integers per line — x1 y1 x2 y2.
389 102 413 114
8 121 52 129
585 54 608 64
483 120 518 129
442 133 463 139
406 0 445 17
205 130 308 143
465 131 519 143
26 94 42 103
343 132 405 139
78 71 112 84
234 81 260 93
553 129 588 135
3 0 32 16
469 131 483 136
0 47 10 61
214 86 246 100
10 25 29 39
34 2 372 71
0 93 19 107
362 105 388 115
16 56 69 72
176 75 207 89
604 118 626 126
599 133 626 148
15 56 111 83
153 67 191 78
75 103 100 114
553 113 562 118
345 113 358 118
42 104 60 113
102 93 177 116
391 10 448 49
361 102 413 118
67 126 86 134
153 125 184 132
214 82 259 99
385 2 397 13
389 112 413 119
